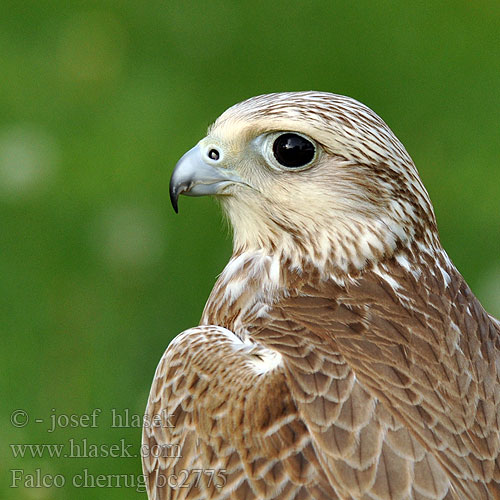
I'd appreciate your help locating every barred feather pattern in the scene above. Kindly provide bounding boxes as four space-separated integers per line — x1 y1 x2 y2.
143 92 500 499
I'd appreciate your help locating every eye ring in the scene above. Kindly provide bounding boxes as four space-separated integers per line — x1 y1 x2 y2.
272 133 316 169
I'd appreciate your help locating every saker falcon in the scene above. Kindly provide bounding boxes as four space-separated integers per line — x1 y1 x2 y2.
142 91 500 499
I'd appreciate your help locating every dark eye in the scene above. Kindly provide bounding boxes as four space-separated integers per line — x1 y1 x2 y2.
272 133 315 168
208 148 220 161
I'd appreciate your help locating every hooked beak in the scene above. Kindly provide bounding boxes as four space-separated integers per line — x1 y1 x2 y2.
169 144 245 213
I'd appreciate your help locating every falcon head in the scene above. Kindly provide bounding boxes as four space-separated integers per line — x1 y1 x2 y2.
170 92 438 275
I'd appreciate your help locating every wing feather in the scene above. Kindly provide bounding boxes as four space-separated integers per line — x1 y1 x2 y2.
252 316 453 499
250 255 500 498
142 326 339 499
143 253 500 499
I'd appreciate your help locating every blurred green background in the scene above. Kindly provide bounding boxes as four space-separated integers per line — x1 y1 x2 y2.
1 1 499 498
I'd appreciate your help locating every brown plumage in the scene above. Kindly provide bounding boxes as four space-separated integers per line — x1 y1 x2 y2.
142 92 500 499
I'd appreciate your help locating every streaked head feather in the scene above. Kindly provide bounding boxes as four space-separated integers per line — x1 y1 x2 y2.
207 91 439 277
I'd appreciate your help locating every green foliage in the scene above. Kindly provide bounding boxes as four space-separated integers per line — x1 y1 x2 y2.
1 2 499 498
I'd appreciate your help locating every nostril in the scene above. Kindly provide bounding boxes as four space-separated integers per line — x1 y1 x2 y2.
208 148 220 161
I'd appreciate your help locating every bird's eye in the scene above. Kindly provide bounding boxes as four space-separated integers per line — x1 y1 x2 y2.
272 133 315 169
208 148 220 161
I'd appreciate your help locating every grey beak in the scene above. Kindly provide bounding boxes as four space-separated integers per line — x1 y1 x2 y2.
169 144 244 213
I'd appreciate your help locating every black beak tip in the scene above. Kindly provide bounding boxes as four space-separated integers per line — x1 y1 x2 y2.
171 200 179 214
169 183 179 214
